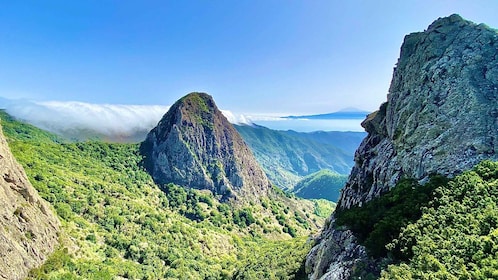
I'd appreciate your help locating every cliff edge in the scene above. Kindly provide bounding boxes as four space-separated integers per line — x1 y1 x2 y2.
0 124 60 280
306 14 498 279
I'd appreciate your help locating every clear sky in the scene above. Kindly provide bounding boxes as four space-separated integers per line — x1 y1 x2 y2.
1 0 497 115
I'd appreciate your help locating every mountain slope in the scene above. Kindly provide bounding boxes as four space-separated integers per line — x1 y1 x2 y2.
235 124 360 189
294 170 348 202
141 93 271 201
306 14 498 279
1 104 332 279
381 161 498 278
0 121 60 279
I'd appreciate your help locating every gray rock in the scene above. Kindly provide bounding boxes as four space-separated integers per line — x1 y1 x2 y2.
306 217 369 280
0 125 60 280
307 14 498 279
142 92 272 201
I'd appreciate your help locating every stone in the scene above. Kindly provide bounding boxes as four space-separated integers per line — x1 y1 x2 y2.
0 124 60 280
307 14 498 279
141 92 272 201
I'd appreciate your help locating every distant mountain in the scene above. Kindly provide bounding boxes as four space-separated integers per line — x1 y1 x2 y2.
141 92 272 201
235 124 365 190
284 130 366 157
294 170 348 202
284 109 370 120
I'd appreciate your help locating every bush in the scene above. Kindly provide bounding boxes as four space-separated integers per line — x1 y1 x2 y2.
335 175 448 259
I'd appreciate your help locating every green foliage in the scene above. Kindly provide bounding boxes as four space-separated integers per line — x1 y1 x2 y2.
335 176 447 258
233 237 312 279
233 208 256 227
313 199 336 218
294 169 348 201
381 161 498 279
235 124 356 189
1 111 325 279
0 110 65 143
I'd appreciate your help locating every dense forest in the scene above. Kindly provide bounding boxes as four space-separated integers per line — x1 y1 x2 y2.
1 111 334 279
335 160 498 278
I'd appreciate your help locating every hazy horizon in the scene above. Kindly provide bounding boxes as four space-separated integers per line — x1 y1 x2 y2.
0 97 366 138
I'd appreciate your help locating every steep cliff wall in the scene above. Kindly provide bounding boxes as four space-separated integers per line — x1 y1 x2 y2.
0 125 60 280
307 14 498 279
142 92 272 201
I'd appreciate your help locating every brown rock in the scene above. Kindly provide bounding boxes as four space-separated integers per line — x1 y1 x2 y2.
0 124 60 280
141 92 272 201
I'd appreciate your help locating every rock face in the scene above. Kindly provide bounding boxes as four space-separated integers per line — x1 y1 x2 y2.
307 14 498 279
141 92 272 200
0 125 60 279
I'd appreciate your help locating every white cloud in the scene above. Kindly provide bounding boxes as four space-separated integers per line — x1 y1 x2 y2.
220 110 261 125
1 99 170 141
0 98 364 141
0 99 281 141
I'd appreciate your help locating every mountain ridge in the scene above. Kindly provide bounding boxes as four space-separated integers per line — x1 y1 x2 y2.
306 14 498 279
284 110 369 120
235 124 364 190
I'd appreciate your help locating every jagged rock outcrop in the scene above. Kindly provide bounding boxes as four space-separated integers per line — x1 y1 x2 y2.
0 125 60 279
141 92 272 201
307 14 498 279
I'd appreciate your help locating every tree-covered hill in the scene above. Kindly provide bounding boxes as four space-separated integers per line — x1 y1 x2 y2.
0 111 334 279
382 160 498 279
235 124 363 190
294 170 348 202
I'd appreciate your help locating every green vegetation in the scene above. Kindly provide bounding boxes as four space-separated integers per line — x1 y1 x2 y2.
182 92 211 114
313 199 336 218
382 161 498 279
233 237 311 279
1 112 326 279
294 169 348 201
235 124 354 190
335 160 498 279
335 176 447 259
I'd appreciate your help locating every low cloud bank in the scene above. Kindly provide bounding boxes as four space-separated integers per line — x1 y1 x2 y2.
0 98 364 142
0 99 169 141
0 98 259 142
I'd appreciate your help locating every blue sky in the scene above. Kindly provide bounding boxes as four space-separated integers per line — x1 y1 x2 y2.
1 1 497 115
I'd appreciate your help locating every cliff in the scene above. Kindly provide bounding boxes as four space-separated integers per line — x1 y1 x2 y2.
306 14 498 279
141 92 272 201
0 124 60 279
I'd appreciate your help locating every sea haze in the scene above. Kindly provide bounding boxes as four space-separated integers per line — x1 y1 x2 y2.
246 110 369 132
0 98 367 141
253 118 364 132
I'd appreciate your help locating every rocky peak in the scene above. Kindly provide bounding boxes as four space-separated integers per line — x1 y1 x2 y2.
0 124 60 279
341 14 498 209
306 14 498 279
141 92 272 201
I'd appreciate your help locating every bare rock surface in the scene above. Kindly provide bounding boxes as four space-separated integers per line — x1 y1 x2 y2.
142 92 272 201
0 124 60 280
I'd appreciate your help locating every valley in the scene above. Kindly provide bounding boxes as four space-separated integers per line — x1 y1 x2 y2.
0 96 334 279
1 7 498 280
